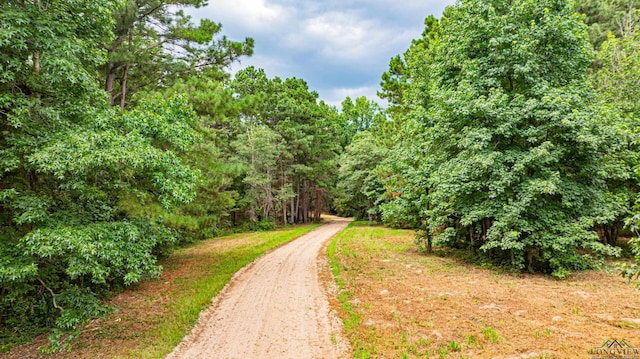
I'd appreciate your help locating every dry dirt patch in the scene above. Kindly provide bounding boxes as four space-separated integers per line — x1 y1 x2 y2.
328 225 640 358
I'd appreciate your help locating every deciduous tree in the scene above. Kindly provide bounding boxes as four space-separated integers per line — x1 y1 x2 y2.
0 0 199 345
415 0 618 276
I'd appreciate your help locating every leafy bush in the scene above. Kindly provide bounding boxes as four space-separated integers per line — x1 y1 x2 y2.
619 215 640 286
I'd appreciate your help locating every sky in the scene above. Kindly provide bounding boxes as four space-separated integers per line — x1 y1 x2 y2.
187 0 455 107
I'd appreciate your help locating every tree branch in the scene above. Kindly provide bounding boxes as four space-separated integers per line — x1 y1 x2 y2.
138 3 163 21
37 277 64 313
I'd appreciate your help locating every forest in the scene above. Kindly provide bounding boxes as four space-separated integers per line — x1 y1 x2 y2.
1 0 639 351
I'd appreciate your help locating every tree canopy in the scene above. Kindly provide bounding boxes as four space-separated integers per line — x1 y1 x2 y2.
339 0 639 278
3 0 640 351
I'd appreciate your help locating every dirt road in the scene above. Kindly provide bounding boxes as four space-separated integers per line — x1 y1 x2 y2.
166 220 350 359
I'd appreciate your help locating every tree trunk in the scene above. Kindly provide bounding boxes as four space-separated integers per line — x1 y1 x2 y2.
602 222 621 245
302 180 309 223
470 224 476 250
280 155 286 225
105 60 116 106
314 186 322 222
264 167 273 221
425 193 432 253
119 31 134 110
290 159 296 224
290 192 295 225
119 63 129 110
295 178 300 223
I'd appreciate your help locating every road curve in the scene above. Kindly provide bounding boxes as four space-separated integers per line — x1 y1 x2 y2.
166 219 350 359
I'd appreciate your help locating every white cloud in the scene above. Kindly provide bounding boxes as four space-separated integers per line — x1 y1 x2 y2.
193 0 291 34
286 11 414 63
186 0 455 104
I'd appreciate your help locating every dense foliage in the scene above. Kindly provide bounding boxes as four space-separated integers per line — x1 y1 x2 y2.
231 67 343 225
0 0 354 350
2 0 640 352
424 0 618 277
337 0 640 279
0 0 205 349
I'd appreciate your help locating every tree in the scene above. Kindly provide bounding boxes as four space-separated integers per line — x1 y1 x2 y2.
591 22 640 244
233 124 283 224
335 131 386 221
334 95 389 220
378 55 409 117
378 14 443 122
576 0 638 49
338 96 385 148
147 72 248 238
410 0 618 277
589 8 640 284
0 0 199 346
231 67 341 225
374 15 444 249
594 19 640 120
104 0 254 108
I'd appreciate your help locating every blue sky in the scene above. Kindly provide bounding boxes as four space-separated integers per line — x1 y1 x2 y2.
188 0 455 106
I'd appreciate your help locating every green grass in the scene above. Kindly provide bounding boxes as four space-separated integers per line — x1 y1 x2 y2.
327 225 362 334
115 224 321 358
327 223 417 358
327 223 373 358
615 321 640 329
448 340 461 352
481 326 500 344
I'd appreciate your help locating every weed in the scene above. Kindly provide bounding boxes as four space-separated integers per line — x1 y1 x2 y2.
407 317 419 327
329 227 379 357
416 337 432 348
465 334 478 347
571 306 581 315
392 311 402 325
449 340 461 352
615 321 640 329
481 326 500 343
536 352 557 359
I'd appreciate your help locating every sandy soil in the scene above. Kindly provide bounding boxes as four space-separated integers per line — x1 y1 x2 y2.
166 219 351 359
332 225 640 358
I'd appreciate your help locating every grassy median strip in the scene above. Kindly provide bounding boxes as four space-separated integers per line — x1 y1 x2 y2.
8 224 321 359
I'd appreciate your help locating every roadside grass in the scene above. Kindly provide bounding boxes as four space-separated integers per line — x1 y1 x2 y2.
326 225 366 356
327 223 414 358
328 223 640 358
4 224 320 359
